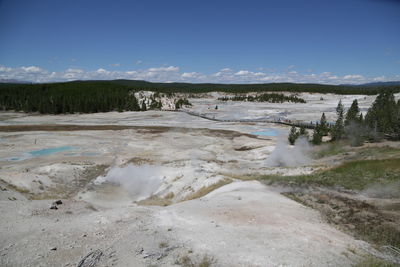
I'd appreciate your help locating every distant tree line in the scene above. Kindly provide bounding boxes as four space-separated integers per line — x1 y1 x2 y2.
106 80 400 95
1 79 400 97
218 93 306 103
289 91 400 145
0 82 142 114
0 79 399 114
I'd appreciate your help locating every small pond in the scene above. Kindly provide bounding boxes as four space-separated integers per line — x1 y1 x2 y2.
29 146 74 157
250 128 279 137
5 146 74 161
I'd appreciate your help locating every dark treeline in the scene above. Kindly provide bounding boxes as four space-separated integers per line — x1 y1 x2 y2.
2 79 400 95
0 81 141 114
0 79 399 114
218 93 306 103
108 80 400 94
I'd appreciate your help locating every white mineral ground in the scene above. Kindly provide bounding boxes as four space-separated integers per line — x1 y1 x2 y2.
0 92 398 266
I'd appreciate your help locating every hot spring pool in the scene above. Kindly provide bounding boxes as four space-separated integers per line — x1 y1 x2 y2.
29 146 74 156
7 146 74 161
250 129 279 137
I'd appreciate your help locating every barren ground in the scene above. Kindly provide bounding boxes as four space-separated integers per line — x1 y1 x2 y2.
1 92 399 266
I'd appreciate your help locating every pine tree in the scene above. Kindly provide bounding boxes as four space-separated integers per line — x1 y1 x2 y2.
319 113 329 136
359 113 364 123
345 99 360 126
141 101 147 111
365 92 397 135
288 126 299 145
312 125 323 145
299 126 309 139
331 100 345 141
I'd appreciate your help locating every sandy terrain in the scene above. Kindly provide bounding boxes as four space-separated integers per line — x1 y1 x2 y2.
0 92 392 266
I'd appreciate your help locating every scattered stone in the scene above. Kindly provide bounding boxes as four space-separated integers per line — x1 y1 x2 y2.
50 200 63 210
164 245 179 252
77 249 103 267
135 247 144 255
142 251 165 260
51 247 57 251
138 245 178 260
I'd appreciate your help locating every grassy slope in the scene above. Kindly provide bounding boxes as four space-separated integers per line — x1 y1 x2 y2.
258 145 400 191
259 158 400 190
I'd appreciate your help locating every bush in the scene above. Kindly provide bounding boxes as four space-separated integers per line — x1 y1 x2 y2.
288 126 299 145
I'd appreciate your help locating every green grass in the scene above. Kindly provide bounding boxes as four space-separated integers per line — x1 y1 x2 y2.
259 158 400 190
314 143 400 160
353 256 397 267
175 254 216 267
314 142 346 158
354 146 400 160
183 178 232 201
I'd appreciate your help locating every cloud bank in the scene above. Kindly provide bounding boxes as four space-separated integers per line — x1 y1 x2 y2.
0 64 398 85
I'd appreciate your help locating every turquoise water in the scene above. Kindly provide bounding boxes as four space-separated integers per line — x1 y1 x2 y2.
250 129 279 137
1 146 108 162
3 146 74 162
28 146 74 157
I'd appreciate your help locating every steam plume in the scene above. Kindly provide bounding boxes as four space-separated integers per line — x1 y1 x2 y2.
266 136 311 167
95 164 162 201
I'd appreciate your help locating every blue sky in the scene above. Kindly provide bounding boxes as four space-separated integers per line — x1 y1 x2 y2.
0 0 399 84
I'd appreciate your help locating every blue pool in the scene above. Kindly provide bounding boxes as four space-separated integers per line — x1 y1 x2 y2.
29 146 74 157
250 129 279 137
4 146 74 162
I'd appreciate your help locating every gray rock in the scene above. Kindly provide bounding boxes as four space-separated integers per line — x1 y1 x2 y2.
54 200 63 205
77 249 103 267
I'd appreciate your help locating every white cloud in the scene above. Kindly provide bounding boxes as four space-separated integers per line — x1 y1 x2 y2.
182 72 198 78
343 74 364 80
96 68 108 74
21 66 42 73
0 64 398 85
148 66 179 72
372 76 385 81
109 63 120 67
235 70 250 75
0 66 12 72
66 68 84 73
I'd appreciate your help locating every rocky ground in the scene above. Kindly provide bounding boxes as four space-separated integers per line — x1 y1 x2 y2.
0 93 398 266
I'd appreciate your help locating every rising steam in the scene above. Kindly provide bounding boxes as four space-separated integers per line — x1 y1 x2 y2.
266 136 311 167
95 164 162 201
